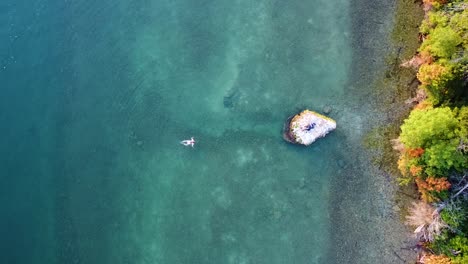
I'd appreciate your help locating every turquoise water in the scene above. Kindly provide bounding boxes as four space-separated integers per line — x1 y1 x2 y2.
0 0 413 263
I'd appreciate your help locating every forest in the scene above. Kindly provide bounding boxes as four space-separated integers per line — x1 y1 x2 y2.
396 0 468 263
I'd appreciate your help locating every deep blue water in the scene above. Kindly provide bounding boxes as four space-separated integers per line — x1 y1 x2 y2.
0 0 409 263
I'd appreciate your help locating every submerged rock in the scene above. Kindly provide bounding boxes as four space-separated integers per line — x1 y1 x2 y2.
322 105 332 115
283 110 336 145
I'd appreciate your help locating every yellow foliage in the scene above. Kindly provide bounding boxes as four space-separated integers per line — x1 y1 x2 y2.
410 165 423 177
414 100 433 110
417 63 448 86
420 50 434 64
424 253 451 264
398 155 410 177
398 151 423 178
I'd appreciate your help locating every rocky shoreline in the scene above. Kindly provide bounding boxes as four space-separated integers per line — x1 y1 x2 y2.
327 0 425 263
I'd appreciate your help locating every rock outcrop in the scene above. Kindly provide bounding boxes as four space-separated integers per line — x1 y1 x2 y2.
283 110 336 145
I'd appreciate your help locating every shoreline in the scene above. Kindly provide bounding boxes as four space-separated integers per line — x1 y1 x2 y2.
390 1 468 262
328 0 424 263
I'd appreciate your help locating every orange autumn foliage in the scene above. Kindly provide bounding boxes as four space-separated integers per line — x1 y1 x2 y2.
416 177 451 202
417 63 448 86
423 254 451 264
407 148 425 157
397 149 425 178
410 165 423 177
414 100 432 110
420 50 434 64
417 177 451 192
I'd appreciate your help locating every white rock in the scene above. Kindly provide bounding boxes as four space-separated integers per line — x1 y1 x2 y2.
288 110 336 145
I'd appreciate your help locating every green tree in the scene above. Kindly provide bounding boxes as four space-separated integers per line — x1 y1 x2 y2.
418 61 468 105
420 26 462 59
417 62 453 87
449 9 468 49
440 200 467 230
400 107 460 148
423 139 467 175
447 236 468 264
420 12 449 34
457 106 468 140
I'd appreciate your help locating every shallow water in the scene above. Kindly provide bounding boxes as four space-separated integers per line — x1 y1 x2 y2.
0 0 412 263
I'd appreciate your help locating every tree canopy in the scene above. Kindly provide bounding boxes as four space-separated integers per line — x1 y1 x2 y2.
400 107 460 148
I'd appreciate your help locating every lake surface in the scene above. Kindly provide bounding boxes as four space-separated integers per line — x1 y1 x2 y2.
0 0 414 263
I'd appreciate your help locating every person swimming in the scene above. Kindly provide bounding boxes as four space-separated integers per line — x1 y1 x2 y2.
180 137 195 147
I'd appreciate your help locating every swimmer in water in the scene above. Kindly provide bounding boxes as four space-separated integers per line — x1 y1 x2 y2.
180 137 195 147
